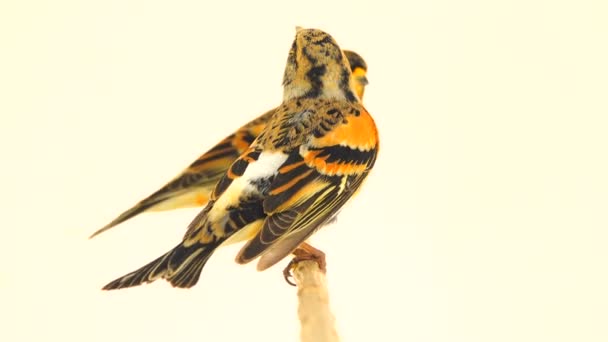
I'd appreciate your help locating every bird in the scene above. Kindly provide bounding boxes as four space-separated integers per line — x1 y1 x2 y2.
89 50 369 239
102 27 378 290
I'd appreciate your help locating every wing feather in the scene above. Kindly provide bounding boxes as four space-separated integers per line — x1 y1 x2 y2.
90 110 275 238
235 137 377 268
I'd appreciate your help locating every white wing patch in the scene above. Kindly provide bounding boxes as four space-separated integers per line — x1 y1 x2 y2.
242 152 288 180
209 152 288 222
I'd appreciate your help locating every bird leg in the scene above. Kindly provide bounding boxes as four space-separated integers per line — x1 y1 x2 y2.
283 242 327 286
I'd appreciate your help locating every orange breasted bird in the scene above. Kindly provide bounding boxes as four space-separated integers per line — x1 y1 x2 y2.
102 27 378 290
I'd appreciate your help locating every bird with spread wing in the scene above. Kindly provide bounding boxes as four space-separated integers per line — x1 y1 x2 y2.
90 50 368 239
102 27 378 290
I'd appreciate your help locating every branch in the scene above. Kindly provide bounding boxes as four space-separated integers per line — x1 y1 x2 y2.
293 260 340 342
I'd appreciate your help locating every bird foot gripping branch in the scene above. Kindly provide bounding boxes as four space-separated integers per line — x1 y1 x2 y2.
283 243 327 286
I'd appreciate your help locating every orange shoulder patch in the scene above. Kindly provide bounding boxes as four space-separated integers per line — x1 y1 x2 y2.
313 109 378 150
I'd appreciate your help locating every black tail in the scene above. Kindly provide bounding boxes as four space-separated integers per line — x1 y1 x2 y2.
102 237 223 290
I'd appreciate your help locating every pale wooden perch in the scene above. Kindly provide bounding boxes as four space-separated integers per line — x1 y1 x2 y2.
293 260 340 342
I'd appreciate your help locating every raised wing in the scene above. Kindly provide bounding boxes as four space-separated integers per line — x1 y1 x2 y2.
90 110 273 238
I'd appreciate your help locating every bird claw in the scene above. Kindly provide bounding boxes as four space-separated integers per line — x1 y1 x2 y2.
282 243 327 286
283 259 298 286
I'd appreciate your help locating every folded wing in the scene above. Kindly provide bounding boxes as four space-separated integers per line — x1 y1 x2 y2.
236 109 378 269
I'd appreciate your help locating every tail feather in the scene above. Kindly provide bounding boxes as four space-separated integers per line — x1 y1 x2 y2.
102 238 223 290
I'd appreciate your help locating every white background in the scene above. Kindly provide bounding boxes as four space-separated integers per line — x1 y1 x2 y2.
1 1 607 341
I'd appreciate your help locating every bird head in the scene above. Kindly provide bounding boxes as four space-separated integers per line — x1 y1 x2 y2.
282 27 358 103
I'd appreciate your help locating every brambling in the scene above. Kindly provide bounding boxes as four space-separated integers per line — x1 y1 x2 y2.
102 27 378 289
90 50 368 238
